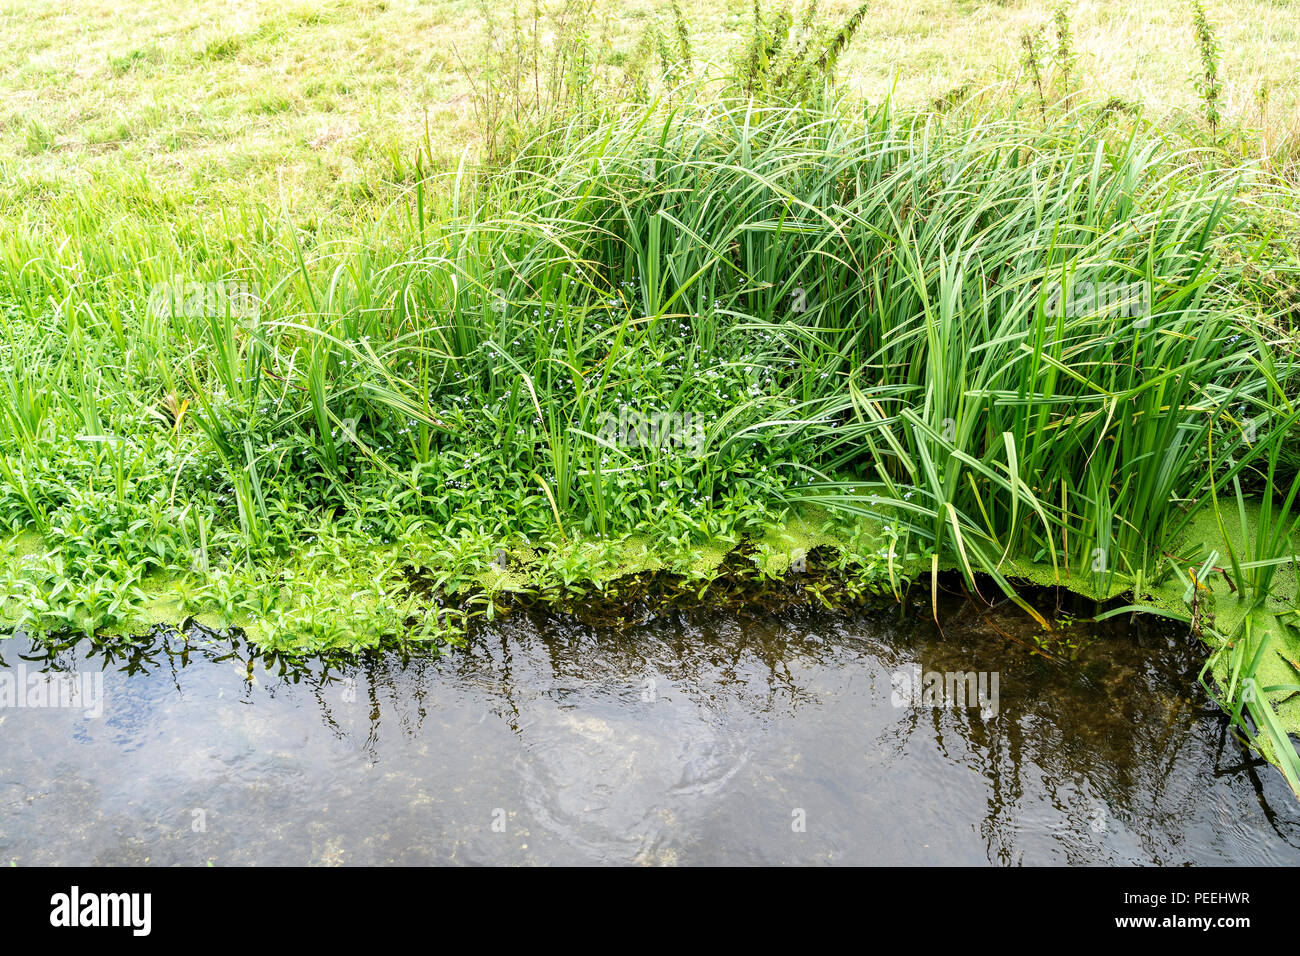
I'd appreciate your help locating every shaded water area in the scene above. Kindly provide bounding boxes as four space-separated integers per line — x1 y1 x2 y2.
2 589 1299 865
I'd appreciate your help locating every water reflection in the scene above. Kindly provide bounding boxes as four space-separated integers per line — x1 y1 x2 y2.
0 591 1297 865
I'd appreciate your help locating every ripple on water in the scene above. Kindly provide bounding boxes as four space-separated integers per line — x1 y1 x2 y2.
1 594 1298 865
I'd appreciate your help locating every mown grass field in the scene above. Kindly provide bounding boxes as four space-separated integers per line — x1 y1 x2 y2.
2 0 1300 788
3 0 1297 230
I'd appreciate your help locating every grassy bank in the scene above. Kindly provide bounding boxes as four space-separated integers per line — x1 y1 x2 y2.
2 0 1300 787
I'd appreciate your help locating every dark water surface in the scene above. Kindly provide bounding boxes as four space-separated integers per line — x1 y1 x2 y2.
2 594 1298 865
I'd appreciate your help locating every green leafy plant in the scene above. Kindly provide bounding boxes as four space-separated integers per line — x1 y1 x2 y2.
1189 0 1223 137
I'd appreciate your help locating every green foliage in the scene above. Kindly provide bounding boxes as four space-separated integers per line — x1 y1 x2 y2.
1020 25 1048 117
3 0 1300 788
1051 2 1077 91
733 1 868 104
1189 0 1223 136
461 0 620 164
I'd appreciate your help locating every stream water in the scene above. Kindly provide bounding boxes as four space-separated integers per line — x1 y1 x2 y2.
2 592 1298 865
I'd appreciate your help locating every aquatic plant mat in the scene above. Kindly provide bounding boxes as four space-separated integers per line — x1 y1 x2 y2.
9 498 1295 792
